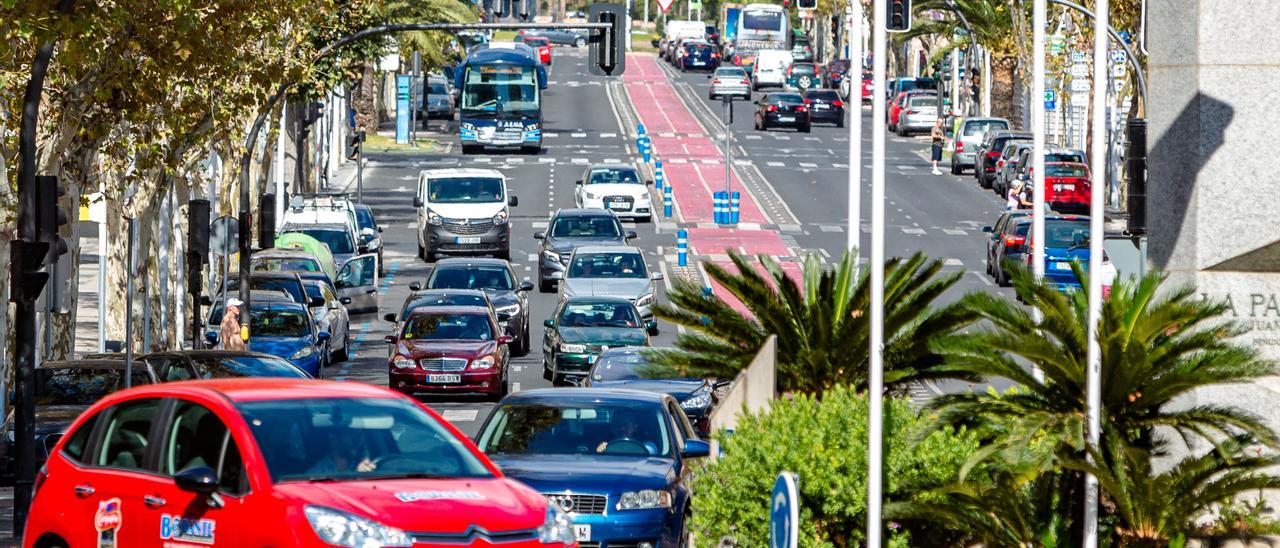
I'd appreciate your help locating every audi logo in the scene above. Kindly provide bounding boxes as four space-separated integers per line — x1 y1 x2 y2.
548 494 575 512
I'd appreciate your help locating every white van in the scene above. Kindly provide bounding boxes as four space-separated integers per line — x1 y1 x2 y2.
414 168 519 262
662 20 706 61
751 49 792 89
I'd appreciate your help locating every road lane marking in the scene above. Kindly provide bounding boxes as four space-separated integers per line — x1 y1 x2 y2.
943 229 968 236
441 410 479 422
767 161 785 167
902 228 926 235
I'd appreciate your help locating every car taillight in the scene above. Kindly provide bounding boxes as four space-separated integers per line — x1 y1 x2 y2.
956 141 965 153
767 105 778 112
711 53 720 58
902 109 914 115
803 99 812 105
712 79 721 84
988 151 1001 158
741 79 750 85
832 100 843 107
1005 235 1026 247
997 160 1005 168
796 105 808 112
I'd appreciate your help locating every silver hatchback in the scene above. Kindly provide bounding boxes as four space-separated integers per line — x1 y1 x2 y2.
709 67 752 101
896 94 939 136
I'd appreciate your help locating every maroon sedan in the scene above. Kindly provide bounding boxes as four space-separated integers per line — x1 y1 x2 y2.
387 305 512 400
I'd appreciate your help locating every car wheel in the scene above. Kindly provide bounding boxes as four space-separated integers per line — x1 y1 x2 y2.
333 330 350 362
950 159 961 175
461 144 482 154
743 93 752 101
552 373 565 386
980 173 992 189
425 249 438 263
519 322 531 356
575 37 586 47
417 242 425 260
997 262 1011 287
492 378 509 401
836 117 845 128
520 145 540 155
800 124 811 133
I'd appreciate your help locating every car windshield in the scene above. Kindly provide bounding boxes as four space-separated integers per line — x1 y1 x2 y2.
428 177 505 204
568 252 646 278
428 81 448 95
478 402 671 457
587 168 641 185
355 207 376 231
771 93 803 104
427 266 514 290
35 367 149 404
239 397 493 483
252 257 321 273
1047 164 1089 178
558 302 640 328
189 356 308 378
591 352 650 381
1045 220 1090 248
289 229 354 255
551 215 621 238
403 313 493 341
964 120 1010 136
250 309 310 338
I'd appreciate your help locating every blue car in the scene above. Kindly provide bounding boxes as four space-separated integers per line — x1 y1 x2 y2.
209 301 330 378
477 389 709 547
1037 215 1092 292
586 347 724 436
676 40 719 72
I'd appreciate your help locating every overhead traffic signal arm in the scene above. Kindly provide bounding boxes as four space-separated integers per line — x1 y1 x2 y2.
588 3 627 77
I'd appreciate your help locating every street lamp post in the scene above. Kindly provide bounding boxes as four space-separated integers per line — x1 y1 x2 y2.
1031 0 1047 374
847 0 862 257
1084 0 1110 545
867 0 888 545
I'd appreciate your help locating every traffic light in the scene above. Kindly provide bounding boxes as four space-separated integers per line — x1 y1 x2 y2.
887 0 911 32
588 3 627 77
36 175 69 265
485 0 511 18
10 240 49 304
517 0 535 21
259 194 276 250
347 130 366 160
797 0 816 11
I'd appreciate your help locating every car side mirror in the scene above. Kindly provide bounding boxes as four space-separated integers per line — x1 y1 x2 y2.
646 321 659 336
383 313 397 322
650 272 664 281
575 179 583 186
199 295 213 306
308 296 326 308
981 226 993 233
508 196 519 207
361 227 376 238
626 230 637 240
174 466 219 494
413 196 424 208
519 281 535 292
409 281 422 291
681 439 711 458
498 335 514 345
339 297 352 305
706 74 712 79
534 231 546 240
384 335 397 344
204 332 218 347
317 331 332 343
543 319 555 328
358 244 370 254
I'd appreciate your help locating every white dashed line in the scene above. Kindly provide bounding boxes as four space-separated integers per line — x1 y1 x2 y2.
441 409 479 422
943 229 968 236
902 228 927 235
767 161 785 167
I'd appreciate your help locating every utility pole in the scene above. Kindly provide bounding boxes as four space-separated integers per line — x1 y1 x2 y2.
847 0 862 259
1084 0 1110 544
867 0 887 544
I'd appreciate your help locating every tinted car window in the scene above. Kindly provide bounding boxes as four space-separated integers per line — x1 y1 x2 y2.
592 352 648 381
252 257 321 273
163 401 246 495
428 81 448 94
1046 152 1085 163
428 266 514 290
551 216 621 238
770 93 804 104
715 68 747 78
1045 220 1090 247
250 309 310 338
36 368 150 404
228 278 306 304
96 398 162 470
189 356 309 379
559 302 639 328
568 252 646 278
238 397 493 482
428 177 504 204
805 90 840 101
62 411 101 462
403 313 493 341
1047 164 1089 178
963 120 1010 136
479 403 671 457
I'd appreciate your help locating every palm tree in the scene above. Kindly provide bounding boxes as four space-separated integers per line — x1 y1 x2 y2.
902 0 1023 120
646 251 978 395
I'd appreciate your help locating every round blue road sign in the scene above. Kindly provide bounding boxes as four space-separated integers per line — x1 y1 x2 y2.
769 472 799 548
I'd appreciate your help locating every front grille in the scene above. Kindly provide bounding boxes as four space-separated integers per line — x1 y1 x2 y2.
419 357 468 371
543 492 609 515
443 219 494 235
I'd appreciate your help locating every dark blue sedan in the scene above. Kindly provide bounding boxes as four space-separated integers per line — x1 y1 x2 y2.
209 301 330 378
586 347 721 436
676 40 719 72
477 389 709 547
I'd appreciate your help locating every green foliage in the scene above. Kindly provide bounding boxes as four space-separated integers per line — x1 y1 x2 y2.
691 387 979 547
647 251 979 396
1205 496 1280 537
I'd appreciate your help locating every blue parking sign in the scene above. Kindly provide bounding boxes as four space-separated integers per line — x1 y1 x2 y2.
769 472 799 548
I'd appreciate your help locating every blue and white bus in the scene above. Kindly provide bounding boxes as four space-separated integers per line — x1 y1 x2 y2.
455 43 548 154
731 3 791 74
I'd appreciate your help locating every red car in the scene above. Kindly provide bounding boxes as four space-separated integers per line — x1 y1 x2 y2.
524 36 552 65
1044 162 1092 213
861 70 873 102
387 306 512 400
23 379 576 547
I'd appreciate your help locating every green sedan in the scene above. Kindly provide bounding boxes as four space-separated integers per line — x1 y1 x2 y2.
542 296 657 385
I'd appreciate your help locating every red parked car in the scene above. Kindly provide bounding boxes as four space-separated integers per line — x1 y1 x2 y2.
524 36 553 66
861 70 874 102
23 379 576 547
1044 162 1092 213
387 305 513 400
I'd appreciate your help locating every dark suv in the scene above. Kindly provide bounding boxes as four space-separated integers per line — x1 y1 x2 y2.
534 209 637 292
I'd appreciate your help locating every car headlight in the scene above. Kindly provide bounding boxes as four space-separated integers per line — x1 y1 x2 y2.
635 293 655 307
291 346 316 360
461 122 476 131
559 343 586 353
492 209 509 225
495 303 520 316
392 356 416 369
471 355 496 369
616 489 672 511
304 505 413 548
681 392 713 411
542 249 561 262
426 209 443 226
537 505 576 544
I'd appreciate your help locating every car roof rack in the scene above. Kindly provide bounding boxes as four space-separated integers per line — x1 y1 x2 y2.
289 193 352 211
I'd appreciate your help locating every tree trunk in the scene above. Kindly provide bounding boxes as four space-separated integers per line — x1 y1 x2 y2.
352 60 379 134
991 54 1018 124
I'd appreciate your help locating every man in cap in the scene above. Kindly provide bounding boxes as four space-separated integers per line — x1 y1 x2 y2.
219 298 246 350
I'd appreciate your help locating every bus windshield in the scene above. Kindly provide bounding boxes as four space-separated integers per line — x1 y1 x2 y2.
462 65 539 117
742 10 783 31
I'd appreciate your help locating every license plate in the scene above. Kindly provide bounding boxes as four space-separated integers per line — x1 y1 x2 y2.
428 374 462 383
693 60 704 65
606 201 629 210
1053 184 1075 191
778 116 795 122
573 524 591 541
815 104 829 109
1053 261 1071 270
454 236 482 244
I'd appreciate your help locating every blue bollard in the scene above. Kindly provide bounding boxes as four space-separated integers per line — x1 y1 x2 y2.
637 122 646 135
712 192 724 224
642 141 651 164
663 184 673 218
730 191 741 224
654 161 664 191
677 230 688 267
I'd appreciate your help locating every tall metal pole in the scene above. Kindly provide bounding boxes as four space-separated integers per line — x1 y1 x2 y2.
124 217 135 387
98 186 106 353
847 0 862 258
1030 0 1047 383
275 100 287 222
867 0 887 545
1084 0 1109 545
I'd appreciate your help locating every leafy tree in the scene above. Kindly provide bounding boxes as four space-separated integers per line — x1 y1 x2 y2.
648 251 978 395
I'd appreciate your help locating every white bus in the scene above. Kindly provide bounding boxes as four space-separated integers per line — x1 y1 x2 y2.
732 4 790 73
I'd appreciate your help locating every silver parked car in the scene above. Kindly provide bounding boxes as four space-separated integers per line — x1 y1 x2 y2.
558 246 663 323
422 76 454 120
949 117 1011 174
895 93 940 136
709 66 752 100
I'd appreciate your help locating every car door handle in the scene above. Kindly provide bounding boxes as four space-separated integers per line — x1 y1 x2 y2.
74 484 95 497
144 495 167 508
366 289 376 295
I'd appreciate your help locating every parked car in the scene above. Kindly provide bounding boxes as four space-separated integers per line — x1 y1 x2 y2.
994 141 1035 197
535 209 636 292
982 210 1032 279
1041 162 1093 214
559 245 662 322
709 66 752 100
422 257 534 356
353 203 385 275
754 92 811 132
975 131 1032 188
573 163 654 222
820 59 851 89
785 62 818 90
948 116 1011 174
586 347 726 436
676 40 719 71
476 388 709 547
541 297 656 385
140 350 311 380
386 305 513 400
299 276 352 362
1025 215 1092 292
24 378 576 547
801 89 845 127
423 75 455 120
895 93 940 135
1013 147 1089 185
988 217 1032 286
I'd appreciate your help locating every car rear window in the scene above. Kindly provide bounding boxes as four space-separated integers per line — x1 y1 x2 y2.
771 93 804 104
805 90 840 101
1045 220 1090 247
908 96 938 107
1046 153 1085 163
964 119 1010 136
791 64 817 74
716 68 747 78
1047 164 1089 178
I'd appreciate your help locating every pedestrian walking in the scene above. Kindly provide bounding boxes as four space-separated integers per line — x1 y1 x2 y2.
1099 252 1118 298
219 297 246 350
930 119 945 175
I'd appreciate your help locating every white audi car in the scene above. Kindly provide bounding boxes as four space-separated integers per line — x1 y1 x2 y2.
574 163 655 222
